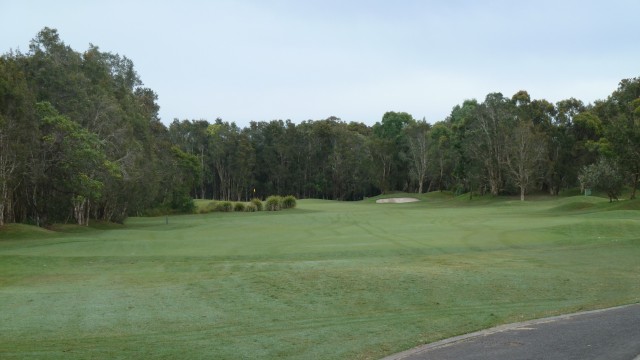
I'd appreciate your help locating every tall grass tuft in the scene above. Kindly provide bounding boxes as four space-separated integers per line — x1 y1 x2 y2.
251 198 263 211
282 195 297 209
265 196 282 211
216 201 233 212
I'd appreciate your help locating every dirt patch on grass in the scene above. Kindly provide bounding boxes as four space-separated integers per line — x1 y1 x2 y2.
375 198 420 204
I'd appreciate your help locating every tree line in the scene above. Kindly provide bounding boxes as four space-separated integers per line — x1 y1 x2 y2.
1 28 639 226
170 81 640 204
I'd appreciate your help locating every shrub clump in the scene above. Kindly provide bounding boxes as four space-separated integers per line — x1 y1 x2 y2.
199 197 293 213
282 195 297 209
173 195 196 214
198 201 219 214
250 198 263 211
265 196 282 211
216 201 233 212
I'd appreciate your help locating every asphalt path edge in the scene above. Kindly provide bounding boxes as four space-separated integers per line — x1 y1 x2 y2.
381 303 640 360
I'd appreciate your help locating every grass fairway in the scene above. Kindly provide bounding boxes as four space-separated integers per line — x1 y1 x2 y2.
1 194 639 359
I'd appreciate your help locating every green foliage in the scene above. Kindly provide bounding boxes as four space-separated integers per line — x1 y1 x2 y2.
199 201 219 214
250 198 263 211
265 195 282 211
373 111 414 139
0 28 181 226
3 26 640 228
216 201 233 212
203 120 255 201
171 195 196 214
244 203 257 212
579 158 625 202
282 195 297 209
141 206 173 217
233 202 246 212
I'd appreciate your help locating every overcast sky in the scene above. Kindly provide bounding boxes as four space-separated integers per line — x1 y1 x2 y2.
2 0 639 126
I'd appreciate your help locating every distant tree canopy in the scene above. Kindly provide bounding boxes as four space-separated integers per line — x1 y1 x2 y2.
1 27 639 226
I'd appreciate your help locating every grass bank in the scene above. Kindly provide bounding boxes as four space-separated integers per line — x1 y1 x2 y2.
1 194 638 359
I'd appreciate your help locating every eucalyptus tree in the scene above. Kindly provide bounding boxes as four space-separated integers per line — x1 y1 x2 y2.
571 110 603 171
206 120 257 201
404 120 431 193
248 120 291 197
0 56 36 225
0 118 16 226
0 27 194 225
556 98 586 126
306 118 336 198
505 121 546 200
326 119 372 200
167 146 201 212
447 99 480 195
371 111 413 193
428 122 454 192
518 98 571 195
596 77 640 198
468 93 516 196
169 119 211 198
35 102 119 225
508 92 555 197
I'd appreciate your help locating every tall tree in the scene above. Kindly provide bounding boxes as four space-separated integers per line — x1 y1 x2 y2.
35 102 118 225
597 78 640 198
447 100 480 195
0 55 36 225
468 93 516 195
372 111 413 193
404 120 431 193
428 122 453 192
505 122 546 200
206 120 255 201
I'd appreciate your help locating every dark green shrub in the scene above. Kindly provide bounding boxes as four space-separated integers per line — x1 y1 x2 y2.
282 195 297 209
216 201 233 212
265 196 282 211
250 198 263 211
244 203 257 212
142 206 172 217
172 195 195 213
233 202 246 212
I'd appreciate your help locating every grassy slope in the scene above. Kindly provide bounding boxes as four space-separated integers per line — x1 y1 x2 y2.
1 195 639 359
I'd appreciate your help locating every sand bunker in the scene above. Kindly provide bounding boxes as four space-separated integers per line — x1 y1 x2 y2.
375 197 420 204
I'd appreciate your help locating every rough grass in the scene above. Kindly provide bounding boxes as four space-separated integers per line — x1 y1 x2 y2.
1 195 639 359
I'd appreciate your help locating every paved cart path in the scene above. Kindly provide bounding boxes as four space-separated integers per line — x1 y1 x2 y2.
382 303 640 360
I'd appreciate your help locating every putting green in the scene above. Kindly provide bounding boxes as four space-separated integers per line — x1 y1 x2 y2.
1 194 639 359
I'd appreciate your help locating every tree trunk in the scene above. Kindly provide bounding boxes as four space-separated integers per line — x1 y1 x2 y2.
72 196 90 226
631 173 638 200
520 186 525 201
200 147 205 199
489 174 500 196
85 200 90 226
0 180 6 226
439 157 444 191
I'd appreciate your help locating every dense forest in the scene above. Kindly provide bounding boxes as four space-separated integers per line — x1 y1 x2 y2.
1 28 639 226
